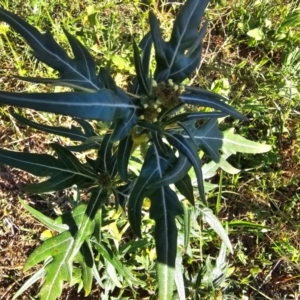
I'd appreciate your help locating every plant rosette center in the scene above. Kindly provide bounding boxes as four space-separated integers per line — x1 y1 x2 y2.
139 80 184 123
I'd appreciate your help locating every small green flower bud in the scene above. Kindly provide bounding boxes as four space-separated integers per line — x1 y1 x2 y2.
140 115 145 120
143 104 148 109
168 79 173 86
152 80 158 87
157 107 162 113
153 103 158 109
152 118 157 123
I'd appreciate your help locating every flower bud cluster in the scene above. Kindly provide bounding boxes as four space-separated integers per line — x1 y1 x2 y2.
138 79 185 123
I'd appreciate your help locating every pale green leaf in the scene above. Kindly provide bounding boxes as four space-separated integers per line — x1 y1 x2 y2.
13 267 46 300
247 28 264 41
19 198 69 233
157 263 175 300
198 206 233 253
222 128 271 154
174 250 185 300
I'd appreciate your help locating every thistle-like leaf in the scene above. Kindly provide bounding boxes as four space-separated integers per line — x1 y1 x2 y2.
180 92 247 121
165 133 206 204
95 126 114 173
24 189 106 300
128 144 174 237
117 135 134 182
133 39 150 95
175 250 186 300
147 152 191 191
74 242 94 296
0 143 96 193
164 111 228 126
182 119 271 164
13 267 46 300
20 198 69 233
175 174 194 205
93 241 143 286
197 205 233 253
222 128 272 154
0 7 101 91
0 89 138 122
149 186 183 300
150 0 210 83
12 112 96 142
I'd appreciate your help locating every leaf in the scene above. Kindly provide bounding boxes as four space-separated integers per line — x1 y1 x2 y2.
175 174 194 205
147 152 191 191
12 112 95 142
186 118 223 162
119 239 150 255
197 206 233 253
74 242 94 296
19 198 68 233
164 111 228 126
111 108 137 142
222 128 272 154
0 143 96 193
98 67 117 92
128 144 172 237
93 241 143 286
133 39 150 95
280 10 300 29
0 7 100 91
117 135 133 182
149 12 168 73
182 202 192 251
39 245 73 300
0 89 138 122
165 133 206 205
170 0 209 51
174 250 186 300
29 143 96 193
94 126 114 173
113 183 132 209
149 186 183 300
202 153 240 177
180 92 247 121
182 120 271 166
13 267 46 300
62 27 98 86
130 31 153 94
139 31 153 82
150 0 210 82
247 28 264 41
24 189 106 300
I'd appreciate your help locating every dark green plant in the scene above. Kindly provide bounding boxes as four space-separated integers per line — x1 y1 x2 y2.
0 1 271 299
